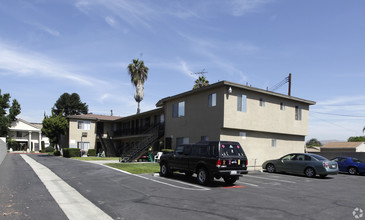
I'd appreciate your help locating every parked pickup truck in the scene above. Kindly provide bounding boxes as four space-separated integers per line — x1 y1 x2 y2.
159 141 248 185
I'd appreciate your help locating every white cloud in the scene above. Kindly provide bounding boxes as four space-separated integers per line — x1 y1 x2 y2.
231 0 272 16
0 41 107 86
27 22 60 36
105 16 117 27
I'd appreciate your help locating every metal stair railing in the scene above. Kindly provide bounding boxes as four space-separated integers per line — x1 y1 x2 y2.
97 132 108 156
120 124 164 162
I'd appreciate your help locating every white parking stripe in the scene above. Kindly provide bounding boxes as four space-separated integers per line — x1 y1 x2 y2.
244 175 296 183
101 164 210 191
21 155 113 220
236 181 259 187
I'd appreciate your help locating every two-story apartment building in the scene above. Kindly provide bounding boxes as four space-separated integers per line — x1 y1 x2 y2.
67 114 122 154
156 81 315 166
66 80 315 167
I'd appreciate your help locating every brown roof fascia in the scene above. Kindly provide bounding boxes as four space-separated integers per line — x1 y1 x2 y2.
156 80 316 107
114 108 164 122
67 114 122 122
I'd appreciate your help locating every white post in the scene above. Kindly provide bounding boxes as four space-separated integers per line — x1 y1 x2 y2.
38 132 42 152
28 131 32 152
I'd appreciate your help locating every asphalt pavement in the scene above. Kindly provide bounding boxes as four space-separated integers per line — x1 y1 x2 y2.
1 153 364 220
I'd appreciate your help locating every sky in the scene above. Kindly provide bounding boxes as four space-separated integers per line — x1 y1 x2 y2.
1 0 365 142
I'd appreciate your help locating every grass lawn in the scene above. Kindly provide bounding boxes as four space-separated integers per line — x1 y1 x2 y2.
71 157 120 161
105 162 160 174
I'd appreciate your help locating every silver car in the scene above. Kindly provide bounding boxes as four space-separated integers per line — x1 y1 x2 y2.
262 153 338 178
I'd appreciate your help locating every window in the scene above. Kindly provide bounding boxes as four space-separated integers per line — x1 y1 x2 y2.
78 120 91 130
208 93 216 107
77 142 90 150
237 94 247 112
239 132 246 139
16 131 22 138
272 139 277 147
172 101 185 118
280 102 285 110
295 106 302 120
201 136 209 141
260 98 265 107
176 137 189 146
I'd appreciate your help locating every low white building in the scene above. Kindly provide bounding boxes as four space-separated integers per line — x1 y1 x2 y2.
8 119 50 152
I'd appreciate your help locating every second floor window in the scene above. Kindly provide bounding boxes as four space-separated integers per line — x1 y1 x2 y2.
237 94 247 112
280 102 285 110
78 120 91 130
208 93 216 107
172 101 185 118
260 98 265 107
295 106 302 120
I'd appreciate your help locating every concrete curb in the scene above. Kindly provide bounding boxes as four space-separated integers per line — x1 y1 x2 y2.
0 137 7 166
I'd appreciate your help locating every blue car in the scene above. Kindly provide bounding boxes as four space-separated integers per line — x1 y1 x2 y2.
331 157 365 175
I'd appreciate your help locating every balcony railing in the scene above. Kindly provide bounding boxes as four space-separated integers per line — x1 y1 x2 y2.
113 123 165 138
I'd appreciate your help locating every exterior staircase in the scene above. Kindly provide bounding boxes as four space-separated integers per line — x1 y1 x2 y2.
120 123 164 162
97 132 118 157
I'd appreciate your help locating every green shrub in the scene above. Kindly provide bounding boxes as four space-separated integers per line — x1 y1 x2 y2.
161 149 174 154
45 146 54 153
87 149 96 156
63 148 81 158
54 151 61 156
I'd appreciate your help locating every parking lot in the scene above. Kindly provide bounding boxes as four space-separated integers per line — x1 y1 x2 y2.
1 154 364 220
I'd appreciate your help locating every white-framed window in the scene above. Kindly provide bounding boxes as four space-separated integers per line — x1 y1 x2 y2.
295 106 302 120
260 98 265 107
78 120 91 130
280 102 285 111
176 137 189 146
78 142 90 150
237 94 247 112
272 139 277 147
172 101 185 118
208 93 216 107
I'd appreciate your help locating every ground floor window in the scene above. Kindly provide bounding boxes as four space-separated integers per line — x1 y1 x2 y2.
176 137 189 146
78 142 90 150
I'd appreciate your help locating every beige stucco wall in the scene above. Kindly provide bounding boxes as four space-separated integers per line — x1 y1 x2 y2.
223 87 310 136
220 129 305 167
68 119 96 149
164 87 226 147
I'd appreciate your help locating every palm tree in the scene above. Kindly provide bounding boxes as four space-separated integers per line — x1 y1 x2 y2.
193 76 209 89
127 58 149 114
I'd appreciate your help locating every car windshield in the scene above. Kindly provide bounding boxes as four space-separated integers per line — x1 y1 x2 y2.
220 143 245 157
310 154 327 161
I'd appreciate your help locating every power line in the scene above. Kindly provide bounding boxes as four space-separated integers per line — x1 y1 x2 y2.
310 114 360 134
311 111 365 118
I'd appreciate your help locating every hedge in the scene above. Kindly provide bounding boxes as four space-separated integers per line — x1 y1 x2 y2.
87 149 96 156
45 146 54 153
54 151 61 156
63 148 81 158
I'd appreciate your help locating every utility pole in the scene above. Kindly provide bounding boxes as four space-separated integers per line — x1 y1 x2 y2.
288 73 292 96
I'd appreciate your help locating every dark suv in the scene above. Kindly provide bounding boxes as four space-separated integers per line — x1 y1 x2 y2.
159 141 248 185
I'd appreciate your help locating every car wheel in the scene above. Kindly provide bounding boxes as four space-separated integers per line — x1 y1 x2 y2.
304 167 316 178
185 171 193 177
266 164 276 173
348 167 358 175
160 162 171 177
197 168 212 186
223 176 238 185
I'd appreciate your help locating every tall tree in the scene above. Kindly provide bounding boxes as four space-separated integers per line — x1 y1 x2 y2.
53 93 88 117
347 136 365 142
193 76 209 89
42 110 68 150
306 138 322 147
127 58 149 114
0 89 21 137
